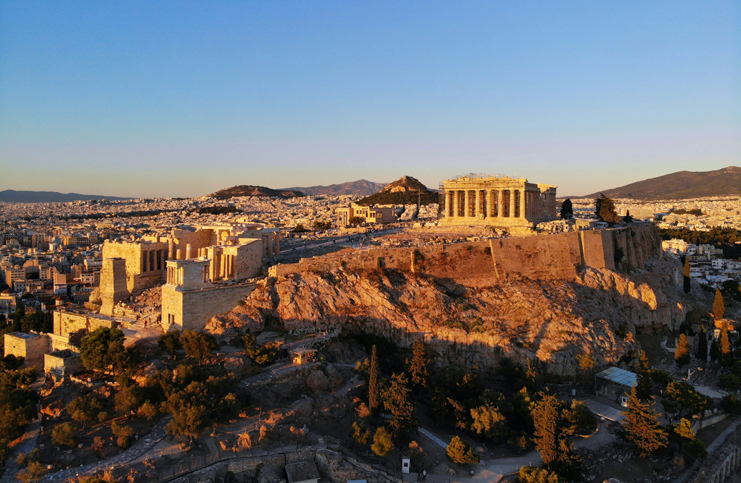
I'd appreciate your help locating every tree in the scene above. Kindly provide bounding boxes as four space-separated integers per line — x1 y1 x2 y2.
292 224 307 233
371 426 393 457
684 438 708 460
383 372 417 437
595 194 620 224
623 211 634 223
80 327 125 372
674 418 695 440
446 436 480 464
138 401 158 420
350 421 371 445
470 404 506 439
720 325 733 366
666 381 709 417
713 289 725 320
531 393 581 477
636 351 652 400
180 330 216 360
518 466 560 483
621 385 667 457
710 339 721 362
675 334 690 366
115 384 142 414
406 339 429 388
111 420 134 448
51 422 78 448
696 326 708 362
348 216 364 226
368 345 379 414
66 394 102 428
683 258 691 294
158 329 182 356
560 199 573 219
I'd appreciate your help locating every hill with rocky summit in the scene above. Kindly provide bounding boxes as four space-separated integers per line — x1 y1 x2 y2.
0 190 130 203
210 185 304 199
208 229 707 378
357 175 438 205
583 166 741 200
282 179 387 196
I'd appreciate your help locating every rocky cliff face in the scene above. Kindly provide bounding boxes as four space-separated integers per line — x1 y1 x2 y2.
209 255 707 378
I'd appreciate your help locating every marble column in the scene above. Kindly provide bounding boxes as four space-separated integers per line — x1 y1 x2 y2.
464 190 470 217
497 190 504 218
446 191 453 218
452 191 459 218
475 190 481 218
520 189 527 219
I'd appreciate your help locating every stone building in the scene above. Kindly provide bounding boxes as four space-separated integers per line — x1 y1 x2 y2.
161 258 257 331
336 203 395 226
99 223 279 315
440 175 557 233
4 332 49 371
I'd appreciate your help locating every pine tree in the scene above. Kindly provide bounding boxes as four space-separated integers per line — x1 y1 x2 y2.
383 372 417 437
621 385 667 457
369 345 379 413
531 393 581 476
714 289 725 321
674 418 695 440
696 326 708 362
720 325 733 366
636 350 652 401
406 339 429 388
683 258 691 294
370 426 394 457
560 199 573 219
675 334 691 366
594 194 620 224
446 436 480 464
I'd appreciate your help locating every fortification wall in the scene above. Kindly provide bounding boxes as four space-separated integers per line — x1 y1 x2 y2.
162 283 258 331
53 311 117 337
269 224 661 282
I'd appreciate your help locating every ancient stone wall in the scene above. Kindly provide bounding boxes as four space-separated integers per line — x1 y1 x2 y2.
99 258 129 316
44 350 84 376
270 224 661 283
53 311 117 337
162 283 258 331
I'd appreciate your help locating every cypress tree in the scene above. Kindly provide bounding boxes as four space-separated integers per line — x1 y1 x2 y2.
710 339 720 362
407 339 429 388
675 334 691 366
683 258 691 294
560 199 573 219
383 372 417 437
531 393 581 477
714 289 725 321
621 385 667 457
636 350 652 400
369 345 379 413
720 325 733 366
697 326 708 362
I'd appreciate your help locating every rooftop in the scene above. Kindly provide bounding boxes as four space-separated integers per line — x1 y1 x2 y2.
595 366 637 388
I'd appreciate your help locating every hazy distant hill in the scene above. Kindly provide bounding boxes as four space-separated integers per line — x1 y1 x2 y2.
0 190 130 203
283 179 387 197
357 175 439 205
583 166 741 200
211 185 304 199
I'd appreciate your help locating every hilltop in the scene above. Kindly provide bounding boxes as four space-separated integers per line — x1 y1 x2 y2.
282 179 386 196
356 175 438 205
583 166 741 200
0 190 130 203
210 185 304 200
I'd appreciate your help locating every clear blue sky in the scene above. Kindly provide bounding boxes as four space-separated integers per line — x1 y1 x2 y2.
1 1 739 198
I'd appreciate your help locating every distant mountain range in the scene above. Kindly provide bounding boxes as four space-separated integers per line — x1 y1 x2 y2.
357 175 439 205
582 166 741 200
210 185 304 199
0 190 130 203
282 179 387 197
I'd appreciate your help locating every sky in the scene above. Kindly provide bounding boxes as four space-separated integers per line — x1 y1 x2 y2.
1 1 739 198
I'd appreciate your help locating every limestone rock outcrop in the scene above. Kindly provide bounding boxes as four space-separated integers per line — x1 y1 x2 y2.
219 253 705 378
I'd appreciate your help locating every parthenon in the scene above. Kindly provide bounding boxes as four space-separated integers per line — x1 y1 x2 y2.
440 175 557 233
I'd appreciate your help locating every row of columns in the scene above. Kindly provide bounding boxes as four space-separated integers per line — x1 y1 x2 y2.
446 189 526 220
709 446 741 483
141 249 167 273
210 252 236 281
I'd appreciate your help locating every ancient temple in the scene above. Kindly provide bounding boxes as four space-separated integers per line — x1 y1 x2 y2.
440 175 557 232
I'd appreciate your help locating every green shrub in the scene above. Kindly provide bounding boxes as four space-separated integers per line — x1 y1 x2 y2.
51 422 77 448
719 374 739 391
683 438 708 460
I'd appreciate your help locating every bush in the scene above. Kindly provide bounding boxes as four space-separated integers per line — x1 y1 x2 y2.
350 421 371 445
518 466 560 483
138 401 158 420
722 395 741 415
51 422 77 448
649 369 674 387
111 420 134 449
446 436 480 464
683 438 708 460
371 426 394 457
719 374 740 391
